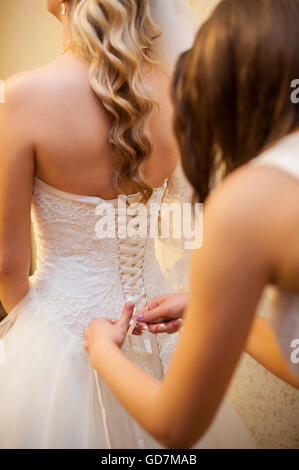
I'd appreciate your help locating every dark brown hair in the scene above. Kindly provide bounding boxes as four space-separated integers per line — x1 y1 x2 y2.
173 0 299 201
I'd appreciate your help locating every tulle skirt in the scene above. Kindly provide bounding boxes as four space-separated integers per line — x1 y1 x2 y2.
0 288 255 449
0 289 106 449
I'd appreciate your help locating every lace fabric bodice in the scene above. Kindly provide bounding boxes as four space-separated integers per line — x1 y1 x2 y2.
30 176 169 343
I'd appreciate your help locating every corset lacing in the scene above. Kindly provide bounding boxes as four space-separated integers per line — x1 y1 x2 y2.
118 240 147 308
116 200 148 309
115 183 167 310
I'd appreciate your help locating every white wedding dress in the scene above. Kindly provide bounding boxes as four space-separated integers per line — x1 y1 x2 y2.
0 0 255 450
0 166 254 449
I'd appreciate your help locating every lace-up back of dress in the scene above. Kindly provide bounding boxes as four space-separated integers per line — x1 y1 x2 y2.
30 177 167 340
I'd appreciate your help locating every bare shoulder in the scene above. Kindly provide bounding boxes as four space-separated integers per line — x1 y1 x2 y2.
4 56 89 111
206 163 299 248
2 70 39 112
3 69 54 115
0 71 43 143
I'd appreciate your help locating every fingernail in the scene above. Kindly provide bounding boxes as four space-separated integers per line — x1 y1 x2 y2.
134 314 144 321
159 323 167 332
133 309 144 319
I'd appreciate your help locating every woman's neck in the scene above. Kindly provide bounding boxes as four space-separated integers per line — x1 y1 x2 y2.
62 16 72 53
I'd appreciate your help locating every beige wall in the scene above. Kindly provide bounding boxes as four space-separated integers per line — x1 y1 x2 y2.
0 0 219 80
189 0 219 24
0 0 61 80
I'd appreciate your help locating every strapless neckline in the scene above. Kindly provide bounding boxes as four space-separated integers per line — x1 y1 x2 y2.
34 176 167 206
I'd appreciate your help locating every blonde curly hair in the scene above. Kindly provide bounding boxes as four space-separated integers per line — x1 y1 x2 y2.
70 0 161 199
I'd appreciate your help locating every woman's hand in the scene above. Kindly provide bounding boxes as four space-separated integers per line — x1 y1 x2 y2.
83 301 134 367
133 293 187 335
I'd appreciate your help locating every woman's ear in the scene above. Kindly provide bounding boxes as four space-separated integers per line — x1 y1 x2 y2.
47 0 71 20
60 1 69 17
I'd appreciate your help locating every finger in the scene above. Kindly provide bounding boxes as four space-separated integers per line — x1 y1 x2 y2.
82 340 88 352
147 321 180 335
134 296 165 318
119 301 135 329
148 323 162 334
156 323 167 333
146 295 166 310
135 321 149 331
164 319 183 334
132 328 143 336
135 304 166 324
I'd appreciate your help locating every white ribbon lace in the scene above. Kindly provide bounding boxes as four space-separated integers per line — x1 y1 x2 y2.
118 237 147 308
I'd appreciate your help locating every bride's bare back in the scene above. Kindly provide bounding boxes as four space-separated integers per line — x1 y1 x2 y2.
10 52 179 200
0 52 179 313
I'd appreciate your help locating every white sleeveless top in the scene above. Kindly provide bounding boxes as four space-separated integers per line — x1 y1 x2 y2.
253 131 299 379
